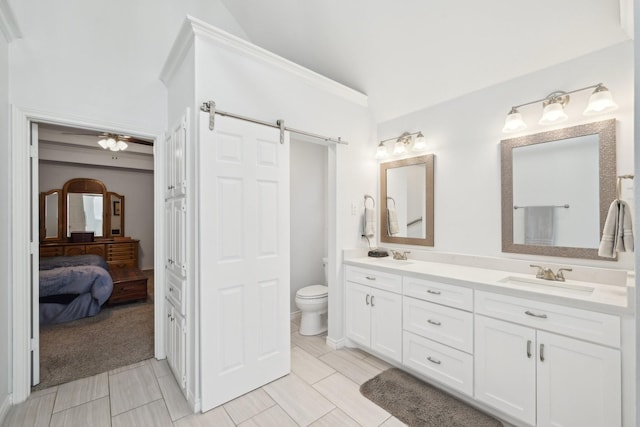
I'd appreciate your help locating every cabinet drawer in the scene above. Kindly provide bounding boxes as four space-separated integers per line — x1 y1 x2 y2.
40 246 64 257
166 272 186 315
107 243 137 260
403 296 473 353
403 331 473 396
475 291 620 348
63 245 86 256
85 244 105 257
108 280 147 304
346 266 402 293
404 276 473 311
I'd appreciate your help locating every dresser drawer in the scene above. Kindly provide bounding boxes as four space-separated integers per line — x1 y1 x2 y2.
403 331 473 396
166 272 185 315
40 246 64 257
63 245 86 256
403 296 473 353
345 266 402 293
107 242 137 261
475 291 620 348
403 276 473 311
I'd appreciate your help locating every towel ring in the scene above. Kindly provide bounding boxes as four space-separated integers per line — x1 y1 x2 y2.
386 196 396 208
364 195 375 208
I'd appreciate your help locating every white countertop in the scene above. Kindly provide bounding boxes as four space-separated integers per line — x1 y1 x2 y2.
344 256 634 315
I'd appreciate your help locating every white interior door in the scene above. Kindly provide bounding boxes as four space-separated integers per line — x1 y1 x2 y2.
30 122 40 386
199 113 290 411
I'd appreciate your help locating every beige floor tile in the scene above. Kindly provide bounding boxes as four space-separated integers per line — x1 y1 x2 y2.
49 396 110 427
290 332 333 358
340 346 370 359
28 385 58 400
313 373 390 427
238 405 298 427
291 346 335 385
157 374 192 421
363 354 393 371
319 349 382 385
111 399 173 427
380 416 408 426
150 358 172 378
263 373 334 426
173 406 235 427
109 363 162 416
2 392 55 427
223 388 276 424
309 407 361 427
53 372 108 413
108 359 149 376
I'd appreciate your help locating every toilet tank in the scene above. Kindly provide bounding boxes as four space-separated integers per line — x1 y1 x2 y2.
322 257 328 285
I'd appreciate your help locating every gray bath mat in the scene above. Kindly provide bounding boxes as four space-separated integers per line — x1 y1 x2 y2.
360 368 503 427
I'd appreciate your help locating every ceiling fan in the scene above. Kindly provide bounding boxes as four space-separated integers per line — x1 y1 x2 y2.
62 131 153 152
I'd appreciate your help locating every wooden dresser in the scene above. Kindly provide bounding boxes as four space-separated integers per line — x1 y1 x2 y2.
40 238 147 304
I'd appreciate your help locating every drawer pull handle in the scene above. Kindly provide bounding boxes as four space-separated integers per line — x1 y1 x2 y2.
540 343 545 362
526 340 532 358
427 356 441 365
365 294 370 305
169 287 174 292
426 289 441 295
365 276 376 281
525 310 548 319
427 319 441 326
371 295 375 307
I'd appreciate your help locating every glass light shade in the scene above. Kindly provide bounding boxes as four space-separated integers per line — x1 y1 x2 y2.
538 102 568 125
393 140 407 155
583 88 618 115
412 134 427 151
375 143 389 159
502 110 527 133
116 140 128 151
97 138 109 149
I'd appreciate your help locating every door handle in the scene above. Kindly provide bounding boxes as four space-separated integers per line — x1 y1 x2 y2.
540 343 545 362
526 340 532 358
365 294 370 305
525 310 548 319
427 319 441 326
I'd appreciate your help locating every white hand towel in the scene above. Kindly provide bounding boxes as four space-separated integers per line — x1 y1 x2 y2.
598 200 634 257
363 207 376 237
387 208 399 235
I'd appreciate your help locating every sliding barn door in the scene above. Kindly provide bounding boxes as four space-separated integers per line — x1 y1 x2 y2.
199 113 290 411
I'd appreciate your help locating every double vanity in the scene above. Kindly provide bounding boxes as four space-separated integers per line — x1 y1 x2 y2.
343 254 632 427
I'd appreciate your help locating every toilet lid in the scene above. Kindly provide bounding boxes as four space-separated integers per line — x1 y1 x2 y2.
296 285 328 299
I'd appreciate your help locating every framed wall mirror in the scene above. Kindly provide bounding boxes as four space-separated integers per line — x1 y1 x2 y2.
381 154 435 246
501 119 616 260
108 191 125 237
39 189 62 241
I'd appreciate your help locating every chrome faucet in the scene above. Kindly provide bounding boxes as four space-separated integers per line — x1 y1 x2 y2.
530 264 573 282
391 250 410 260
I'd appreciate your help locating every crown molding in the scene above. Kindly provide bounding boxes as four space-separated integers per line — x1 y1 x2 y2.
160 15 368 107
0 0 21 42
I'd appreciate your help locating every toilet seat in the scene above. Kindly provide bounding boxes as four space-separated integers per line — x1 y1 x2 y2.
296 285 328 299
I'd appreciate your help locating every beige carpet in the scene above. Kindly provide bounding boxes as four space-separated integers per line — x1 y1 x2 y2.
360 368 503 427
34 300 154 391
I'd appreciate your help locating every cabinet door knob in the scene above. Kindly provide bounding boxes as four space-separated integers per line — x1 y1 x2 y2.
365 294 370 305
525 310 548 319
426 289 441 295
526 340 532 358
540 343 545 362
427 319 441 326
427 356 441 365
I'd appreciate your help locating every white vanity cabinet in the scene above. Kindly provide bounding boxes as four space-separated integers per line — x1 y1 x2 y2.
165 303 186 389
475 291 621 427
345 266 402 362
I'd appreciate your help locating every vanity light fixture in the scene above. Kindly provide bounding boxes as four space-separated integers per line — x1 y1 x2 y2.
97 134 128 152
502 83 618 133
376 131 428 159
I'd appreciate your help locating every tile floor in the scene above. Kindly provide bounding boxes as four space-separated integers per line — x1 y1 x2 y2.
2 317 407 427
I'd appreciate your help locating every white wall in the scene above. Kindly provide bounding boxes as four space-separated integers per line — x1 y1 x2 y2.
39 161 155 270
0 22 11 419
290 139 327 312
378 41 634 270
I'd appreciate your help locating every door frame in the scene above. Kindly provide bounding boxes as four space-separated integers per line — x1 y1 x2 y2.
10 106 165 402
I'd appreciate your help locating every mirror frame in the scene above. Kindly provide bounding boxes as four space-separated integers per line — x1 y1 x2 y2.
39 189 63 241
380 154 435 246
107 191 125 237
501 119 616 260
62 178 108 239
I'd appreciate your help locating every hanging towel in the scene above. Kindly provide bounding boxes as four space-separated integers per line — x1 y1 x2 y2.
524 206 554 246
387 208 399 236
598 200 634 257
363 207 376 237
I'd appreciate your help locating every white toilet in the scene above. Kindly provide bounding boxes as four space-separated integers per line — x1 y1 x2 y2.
295 257 328 336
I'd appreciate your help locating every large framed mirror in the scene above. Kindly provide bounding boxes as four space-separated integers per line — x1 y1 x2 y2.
501 119 616 260
39 189 62 241
63 178 108 238
381 154 435 246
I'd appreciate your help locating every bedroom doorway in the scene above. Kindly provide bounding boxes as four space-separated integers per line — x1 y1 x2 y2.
10 108 164 400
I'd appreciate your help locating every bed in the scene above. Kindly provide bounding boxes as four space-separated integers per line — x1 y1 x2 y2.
39 254 113 325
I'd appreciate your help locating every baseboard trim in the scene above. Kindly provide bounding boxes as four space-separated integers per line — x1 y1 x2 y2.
0 393 12 425
325 336 345 350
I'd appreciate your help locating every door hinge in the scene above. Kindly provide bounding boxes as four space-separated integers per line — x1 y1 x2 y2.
181 375 187 388
30 338 38 351
30 241 38 255
29 145 38 158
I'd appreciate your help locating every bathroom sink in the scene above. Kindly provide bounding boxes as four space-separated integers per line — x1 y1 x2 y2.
498 276 594 294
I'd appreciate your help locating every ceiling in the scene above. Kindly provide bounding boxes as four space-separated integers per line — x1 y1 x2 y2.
220 0 631 123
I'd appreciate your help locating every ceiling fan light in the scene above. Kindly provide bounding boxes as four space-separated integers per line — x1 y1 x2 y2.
412 133 427 151
502 108 527 133
584 85 618 115
539 102 568 125
97 138 109 149
116 140 128 151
